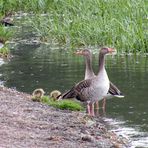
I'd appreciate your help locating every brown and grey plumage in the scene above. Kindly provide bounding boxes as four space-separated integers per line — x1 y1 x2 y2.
75 49 124 113
76 49 95 80
59 47 116 116
108 82 124 98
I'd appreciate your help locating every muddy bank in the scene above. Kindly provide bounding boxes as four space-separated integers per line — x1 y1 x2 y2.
0 87 129 148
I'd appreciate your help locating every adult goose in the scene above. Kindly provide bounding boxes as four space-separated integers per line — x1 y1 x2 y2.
75 49 124 113
59 47 116 116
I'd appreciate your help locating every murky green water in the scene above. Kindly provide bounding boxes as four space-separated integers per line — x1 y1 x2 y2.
0 44 148 147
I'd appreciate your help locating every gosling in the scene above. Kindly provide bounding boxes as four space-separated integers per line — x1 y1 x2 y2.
49 90 61 100
32 88 45 102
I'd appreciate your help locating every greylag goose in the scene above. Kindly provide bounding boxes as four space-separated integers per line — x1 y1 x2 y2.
59 47 115 116
75 49 124 113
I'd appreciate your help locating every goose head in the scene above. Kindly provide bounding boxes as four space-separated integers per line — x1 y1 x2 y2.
74 49 91 57
100 47 116 55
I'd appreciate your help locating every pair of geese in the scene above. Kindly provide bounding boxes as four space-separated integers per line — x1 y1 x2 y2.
58 47 124 116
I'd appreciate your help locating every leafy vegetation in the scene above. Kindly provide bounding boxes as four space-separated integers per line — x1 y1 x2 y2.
0 26 13 56
0 0 147 53
27 0 148 52
41 96 84 111
0 25 13 41
0 46 9 57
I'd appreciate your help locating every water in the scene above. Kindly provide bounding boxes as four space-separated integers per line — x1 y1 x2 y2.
0 44 148 147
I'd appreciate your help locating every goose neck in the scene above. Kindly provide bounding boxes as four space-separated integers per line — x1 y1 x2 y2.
98 53 105 74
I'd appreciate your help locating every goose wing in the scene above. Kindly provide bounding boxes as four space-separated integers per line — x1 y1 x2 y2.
59 79 92 102
109 82 124 97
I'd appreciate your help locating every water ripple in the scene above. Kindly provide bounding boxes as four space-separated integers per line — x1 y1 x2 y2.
104 117 148 147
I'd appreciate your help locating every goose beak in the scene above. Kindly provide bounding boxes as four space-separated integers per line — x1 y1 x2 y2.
108 48 117 54
74 50 83 55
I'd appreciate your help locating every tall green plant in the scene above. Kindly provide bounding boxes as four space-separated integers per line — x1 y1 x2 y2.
28 0 147 52
0 0 147 52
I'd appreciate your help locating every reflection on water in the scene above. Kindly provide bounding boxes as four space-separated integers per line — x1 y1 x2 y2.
0 44 148 147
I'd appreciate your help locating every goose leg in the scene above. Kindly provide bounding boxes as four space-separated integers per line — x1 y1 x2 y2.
90 103 95 116
102 98 106 113
87 103 95 116
87 103 91 115
95 101 99 116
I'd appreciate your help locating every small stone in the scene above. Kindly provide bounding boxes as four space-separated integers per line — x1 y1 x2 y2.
81 133 94 142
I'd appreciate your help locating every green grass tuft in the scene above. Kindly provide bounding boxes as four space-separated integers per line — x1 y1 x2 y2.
0 46 9 57
0 25 13 57
0 25 13 41
41 96 84 111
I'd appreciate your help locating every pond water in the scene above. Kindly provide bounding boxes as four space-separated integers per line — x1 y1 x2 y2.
0 43 148 147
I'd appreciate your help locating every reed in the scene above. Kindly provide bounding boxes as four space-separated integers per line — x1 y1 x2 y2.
0 25 12 40
28 0 148 52
1 0 147 53
0 25 13 56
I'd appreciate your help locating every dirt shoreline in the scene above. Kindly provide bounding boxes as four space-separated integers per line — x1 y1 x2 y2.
0 87 129 148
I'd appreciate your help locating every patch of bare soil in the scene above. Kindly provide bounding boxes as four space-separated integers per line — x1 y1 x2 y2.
0 87 129 148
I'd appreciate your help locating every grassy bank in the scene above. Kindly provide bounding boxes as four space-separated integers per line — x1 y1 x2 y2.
33 95 84 111
30 0 147 53
1 0 147 53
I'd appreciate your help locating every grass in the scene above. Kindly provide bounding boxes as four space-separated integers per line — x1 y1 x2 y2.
0 25 13 56
28 0 148 53
41 96 84 111
0 25 13 41
0 46 9 57
0 0 147 53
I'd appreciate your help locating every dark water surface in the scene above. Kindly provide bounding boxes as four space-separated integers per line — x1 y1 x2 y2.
0 44 148 147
